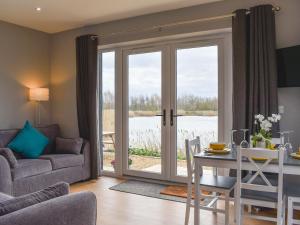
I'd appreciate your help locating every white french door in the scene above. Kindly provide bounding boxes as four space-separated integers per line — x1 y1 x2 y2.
100 32 232 181
122 46 170 180
169 40 224 182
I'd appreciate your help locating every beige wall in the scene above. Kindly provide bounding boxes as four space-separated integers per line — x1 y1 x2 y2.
0 20 50 129
50 0 300 146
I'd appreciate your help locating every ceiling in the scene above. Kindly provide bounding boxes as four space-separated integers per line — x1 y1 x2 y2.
0 0 221 34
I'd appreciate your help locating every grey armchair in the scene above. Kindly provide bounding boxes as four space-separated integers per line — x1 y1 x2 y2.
0 191 97 225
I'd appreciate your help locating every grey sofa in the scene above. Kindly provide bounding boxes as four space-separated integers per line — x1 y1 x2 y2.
0 185 97 225
0 124 91 196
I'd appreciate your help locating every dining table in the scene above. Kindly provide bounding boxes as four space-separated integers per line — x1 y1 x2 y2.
193 148 300 225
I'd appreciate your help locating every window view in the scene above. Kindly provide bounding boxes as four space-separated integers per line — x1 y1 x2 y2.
101 51 116 172
127 51 162 173
176 46 218 176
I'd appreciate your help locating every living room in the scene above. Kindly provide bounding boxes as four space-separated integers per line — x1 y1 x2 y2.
0 0 300 225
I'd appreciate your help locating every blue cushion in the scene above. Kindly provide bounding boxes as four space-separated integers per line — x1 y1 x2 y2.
8 121 49 159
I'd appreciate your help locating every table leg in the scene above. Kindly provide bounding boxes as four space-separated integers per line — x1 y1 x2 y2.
194 159 200 225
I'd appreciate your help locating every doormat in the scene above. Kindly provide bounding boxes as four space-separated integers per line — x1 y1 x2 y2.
109 180 209 204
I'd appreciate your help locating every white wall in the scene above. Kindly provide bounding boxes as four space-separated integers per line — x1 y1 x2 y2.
0 20 51 129
50 0 300 147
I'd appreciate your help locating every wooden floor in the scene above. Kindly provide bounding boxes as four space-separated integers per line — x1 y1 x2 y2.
71 177 275 225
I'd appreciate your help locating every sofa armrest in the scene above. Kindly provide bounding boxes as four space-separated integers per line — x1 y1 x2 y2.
0 192 97 225
0 155 12 195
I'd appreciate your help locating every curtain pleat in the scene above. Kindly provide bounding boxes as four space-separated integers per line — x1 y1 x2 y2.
76 34 100 179
232 4 278 141
231 4 278 178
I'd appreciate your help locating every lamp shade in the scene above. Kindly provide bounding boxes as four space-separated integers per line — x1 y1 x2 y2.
29 88 49 101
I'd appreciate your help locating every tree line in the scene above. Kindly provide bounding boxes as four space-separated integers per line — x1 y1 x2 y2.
103 91 217 111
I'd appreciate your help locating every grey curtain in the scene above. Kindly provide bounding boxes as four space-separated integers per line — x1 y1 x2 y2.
76 34 100 179
232 4 279 142
232 9 249 143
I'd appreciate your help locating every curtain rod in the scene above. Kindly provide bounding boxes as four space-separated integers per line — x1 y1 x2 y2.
97 6 280 38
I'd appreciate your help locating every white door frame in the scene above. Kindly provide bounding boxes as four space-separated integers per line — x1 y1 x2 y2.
122 45 170 180
169 38 228 183
98 30 232 182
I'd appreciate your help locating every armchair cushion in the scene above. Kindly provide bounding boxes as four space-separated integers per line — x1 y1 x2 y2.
55 137 83 154
0 192 97 225
0 182 69 216
0 193 12 204
0 148 17 168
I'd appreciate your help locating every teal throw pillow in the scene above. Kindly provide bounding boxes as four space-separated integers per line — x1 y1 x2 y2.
8 121 49 158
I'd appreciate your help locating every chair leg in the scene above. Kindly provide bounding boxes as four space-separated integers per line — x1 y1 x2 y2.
225 193 230 225
212 193 217 214
247 205 252 214
277 197 283 225
282 196 286 225
233 187 236 223
287 197 293 225
185 183 192 225
240 203 244 225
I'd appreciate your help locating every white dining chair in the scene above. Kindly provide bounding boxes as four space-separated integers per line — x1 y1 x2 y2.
236 147 285 225
184 137 236 225
285 175 300 225
287 196 300 225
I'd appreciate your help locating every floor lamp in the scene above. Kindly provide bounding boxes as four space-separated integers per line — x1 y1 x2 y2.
29 88 49 126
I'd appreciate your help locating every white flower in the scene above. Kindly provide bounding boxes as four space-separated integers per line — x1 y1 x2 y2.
268 117 275 122
261 119 272 131
255 114 264 122
271 114 281 122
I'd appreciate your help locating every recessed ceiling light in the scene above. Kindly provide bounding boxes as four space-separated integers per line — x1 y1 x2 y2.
36 7 42 12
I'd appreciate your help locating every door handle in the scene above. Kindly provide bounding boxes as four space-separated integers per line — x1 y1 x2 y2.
170 109 183 126
155 109 166 126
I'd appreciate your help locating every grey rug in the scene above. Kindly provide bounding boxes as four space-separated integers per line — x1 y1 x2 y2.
109 180 187 203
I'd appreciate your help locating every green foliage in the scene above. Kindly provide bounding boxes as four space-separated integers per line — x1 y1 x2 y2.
103 91 218 112
251 129 272 148
129 147 186 160
177 95 218 111
129 148 161 157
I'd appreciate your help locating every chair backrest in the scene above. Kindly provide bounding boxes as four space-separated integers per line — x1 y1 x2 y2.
237 147 284 197
185 136 202 181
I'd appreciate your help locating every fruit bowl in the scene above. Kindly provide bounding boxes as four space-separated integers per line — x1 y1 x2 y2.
209 143 226 150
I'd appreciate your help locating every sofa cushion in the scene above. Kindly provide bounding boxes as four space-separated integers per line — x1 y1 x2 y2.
55 137 83 155
37 124 61 155
0 182 69 216
0 129 18 149
12 159 52 180
0 148 18 168
8 121 49 159
0 124 61 156
0 193 12 203
40 154 84 170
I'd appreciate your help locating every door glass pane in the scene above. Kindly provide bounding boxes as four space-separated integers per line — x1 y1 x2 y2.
128 51 162 174
101 51 116 172
176 46 218 176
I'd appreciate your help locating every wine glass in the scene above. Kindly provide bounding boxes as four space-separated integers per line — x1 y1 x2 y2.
278 131 286 150
229 129 237 150
284 131 294 154
240 129 249 148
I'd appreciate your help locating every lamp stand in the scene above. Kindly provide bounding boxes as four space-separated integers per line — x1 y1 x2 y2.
35 101 41 127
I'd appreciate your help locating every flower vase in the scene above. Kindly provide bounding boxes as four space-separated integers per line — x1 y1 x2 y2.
255 141 266 148
111 164 116 171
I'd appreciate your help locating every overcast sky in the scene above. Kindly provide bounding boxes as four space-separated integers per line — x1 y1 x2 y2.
102 46 218 99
